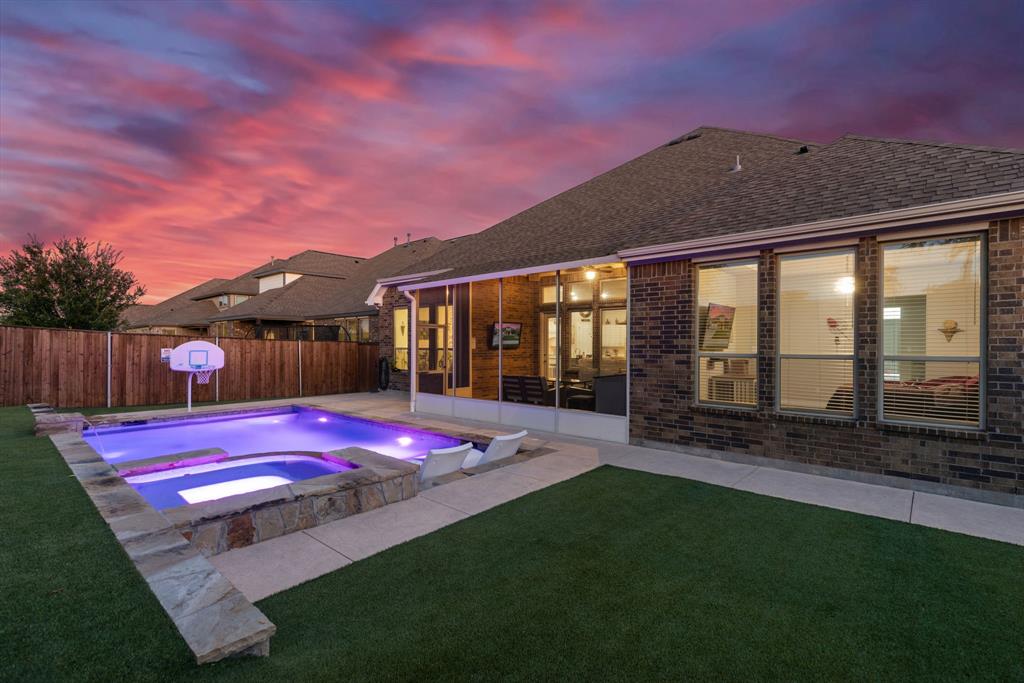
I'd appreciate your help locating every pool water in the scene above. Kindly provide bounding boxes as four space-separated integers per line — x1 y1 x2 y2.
124 455 353 510
83 406 462 465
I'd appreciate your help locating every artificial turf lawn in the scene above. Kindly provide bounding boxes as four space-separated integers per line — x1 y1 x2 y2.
2 405 1021 681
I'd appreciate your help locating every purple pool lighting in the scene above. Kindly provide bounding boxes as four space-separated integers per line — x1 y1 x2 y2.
83 407 463 466
124 455 355 510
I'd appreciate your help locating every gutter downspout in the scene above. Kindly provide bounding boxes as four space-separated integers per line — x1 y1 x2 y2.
403 290 417 413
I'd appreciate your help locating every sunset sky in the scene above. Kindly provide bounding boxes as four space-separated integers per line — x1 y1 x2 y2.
2 1 1022 303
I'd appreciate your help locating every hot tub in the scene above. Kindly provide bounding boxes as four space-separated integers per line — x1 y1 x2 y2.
123 454 357 511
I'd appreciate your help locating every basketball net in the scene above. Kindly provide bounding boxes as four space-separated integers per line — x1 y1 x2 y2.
194 369 214 385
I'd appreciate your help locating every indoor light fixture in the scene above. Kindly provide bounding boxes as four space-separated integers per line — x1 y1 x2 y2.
834 276 855 294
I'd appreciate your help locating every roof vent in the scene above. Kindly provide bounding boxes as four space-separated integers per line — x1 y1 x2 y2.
796 145 810 154
729 155 742 173
393 236 398 246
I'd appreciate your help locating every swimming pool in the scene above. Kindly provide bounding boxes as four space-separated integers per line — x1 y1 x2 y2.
83 406 462 466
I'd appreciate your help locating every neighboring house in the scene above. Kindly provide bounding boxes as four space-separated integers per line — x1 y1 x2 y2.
123 278 231 335
118 303 154 329
127 242 450 341
208 239 448 342
371 126 1024 501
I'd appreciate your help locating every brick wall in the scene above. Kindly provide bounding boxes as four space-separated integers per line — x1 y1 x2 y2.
629 220 1024 497
470 280 500 399
501 276 543 378
378 287 410 391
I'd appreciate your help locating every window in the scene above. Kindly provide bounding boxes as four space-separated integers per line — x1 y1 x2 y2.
600 308 627 375
696 261 758 406
600 278 627 301
393 308 409 370
881 235 982 426
567 281 592 303
778 250 855 415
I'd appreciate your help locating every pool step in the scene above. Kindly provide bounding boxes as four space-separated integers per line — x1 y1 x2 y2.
49 432 276 664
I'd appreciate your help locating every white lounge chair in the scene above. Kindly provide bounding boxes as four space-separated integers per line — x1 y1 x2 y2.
418 442 473 483
461 430 528 469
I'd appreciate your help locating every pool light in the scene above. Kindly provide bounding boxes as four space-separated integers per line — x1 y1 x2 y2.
317 417 328 423
396 436 413 447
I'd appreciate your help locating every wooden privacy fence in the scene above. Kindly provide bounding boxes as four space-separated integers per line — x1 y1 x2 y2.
0 325 379 409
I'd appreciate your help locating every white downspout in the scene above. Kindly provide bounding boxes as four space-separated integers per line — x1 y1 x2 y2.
403 290 417 413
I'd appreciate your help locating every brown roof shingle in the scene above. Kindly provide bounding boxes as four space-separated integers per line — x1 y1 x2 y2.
210 238 449 321
125 278 226 329
396 127 1023 284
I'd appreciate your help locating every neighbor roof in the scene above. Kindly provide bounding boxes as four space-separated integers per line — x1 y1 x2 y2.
394 126 1023 284
194 267 262 298
209 238 449 322
118 303 153 328
125 278 227 329
250 249 365 279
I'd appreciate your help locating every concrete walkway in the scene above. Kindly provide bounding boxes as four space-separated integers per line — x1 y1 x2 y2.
120 391 1021 603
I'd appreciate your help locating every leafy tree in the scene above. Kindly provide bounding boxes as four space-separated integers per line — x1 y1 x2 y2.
0 235 146 330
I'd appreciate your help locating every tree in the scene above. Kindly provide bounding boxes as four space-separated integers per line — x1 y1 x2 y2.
0 235 146 330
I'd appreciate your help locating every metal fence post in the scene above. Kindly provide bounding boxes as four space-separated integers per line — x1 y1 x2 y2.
106 331 112 408
298 340 303 397
215 335 220 402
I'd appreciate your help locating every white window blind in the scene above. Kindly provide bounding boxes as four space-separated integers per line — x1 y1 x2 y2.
880 235 982 426
696 260 758 406
778 250 856 415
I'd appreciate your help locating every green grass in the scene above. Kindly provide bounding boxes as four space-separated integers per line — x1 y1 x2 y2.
2 405 1021 681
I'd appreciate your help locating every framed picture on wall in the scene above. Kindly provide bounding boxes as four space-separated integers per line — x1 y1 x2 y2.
701 303 735 351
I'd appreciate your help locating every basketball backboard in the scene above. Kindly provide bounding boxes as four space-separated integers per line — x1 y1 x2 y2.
169 341 224 372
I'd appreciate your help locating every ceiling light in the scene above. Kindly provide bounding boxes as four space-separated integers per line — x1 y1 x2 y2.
584 269 597 281
834 276 855 295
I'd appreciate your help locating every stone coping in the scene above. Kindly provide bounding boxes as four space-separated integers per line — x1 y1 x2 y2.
85 405 292 428
48 431 275 665
160 447 416 530
115 447 231 475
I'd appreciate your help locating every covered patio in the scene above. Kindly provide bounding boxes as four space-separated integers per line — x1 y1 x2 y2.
395 261 632 442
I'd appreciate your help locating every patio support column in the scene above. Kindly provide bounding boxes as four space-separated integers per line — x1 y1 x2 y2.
404 289 417 412
497 278 503 409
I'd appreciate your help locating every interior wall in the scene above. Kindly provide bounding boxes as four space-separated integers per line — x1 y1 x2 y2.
469 280 499 400
501 276 542 378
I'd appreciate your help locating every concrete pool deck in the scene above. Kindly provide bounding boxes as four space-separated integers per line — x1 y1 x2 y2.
82 391 1023 604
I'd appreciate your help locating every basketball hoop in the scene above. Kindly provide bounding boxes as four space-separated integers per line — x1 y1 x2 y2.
168 341 225 412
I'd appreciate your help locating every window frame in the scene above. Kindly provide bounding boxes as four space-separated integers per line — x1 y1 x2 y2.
393 306 410 371
775 247 858 419
694 258 759 409
877 232 986 430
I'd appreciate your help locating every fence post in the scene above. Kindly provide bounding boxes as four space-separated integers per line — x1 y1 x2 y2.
106 331 112 408
215 335 220 402
298 340 303 397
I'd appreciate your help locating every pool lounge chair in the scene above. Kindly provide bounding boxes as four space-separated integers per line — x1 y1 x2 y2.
418 442 473 483
462 430 529 469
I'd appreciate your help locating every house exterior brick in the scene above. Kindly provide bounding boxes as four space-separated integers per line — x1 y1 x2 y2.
630 219 1024 498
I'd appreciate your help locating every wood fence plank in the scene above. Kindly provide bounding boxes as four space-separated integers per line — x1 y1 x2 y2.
0 326 377 408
